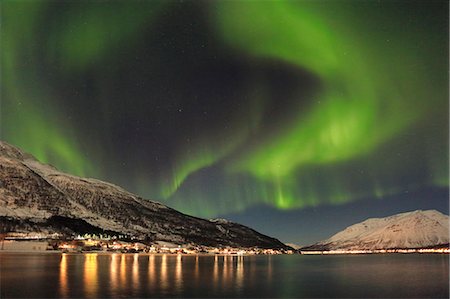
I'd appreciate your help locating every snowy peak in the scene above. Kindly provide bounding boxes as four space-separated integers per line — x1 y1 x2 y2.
304 210 449 251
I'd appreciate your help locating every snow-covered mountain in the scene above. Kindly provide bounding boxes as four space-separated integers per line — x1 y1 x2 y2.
0 141 289 249
302 210 449 251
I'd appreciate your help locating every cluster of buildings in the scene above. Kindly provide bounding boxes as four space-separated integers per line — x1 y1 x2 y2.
57 236 294 254
0 232 294 255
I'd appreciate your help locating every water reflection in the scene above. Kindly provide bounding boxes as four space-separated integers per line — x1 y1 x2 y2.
223 255 229 282
110 254 119 296
213 255 219 288
175 254 183 293
223 255 232 293
160 254 168 293
148 254 155 292
132 254 139 290
267 255 273 283
195 255 199 281
10 254 448 298
236 255 244 291
83 254 98 298
120 254 126 287
59 254 68 298
58 254 249 297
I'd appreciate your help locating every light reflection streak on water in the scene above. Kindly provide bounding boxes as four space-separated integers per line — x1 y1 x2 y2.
61 254 256 297
267 255 272 283
59 254 68 298
194 255 199 288
175 254 183 293
236 255 244 292
195 255 199 279
132 254 139 290
223 255 230 292
83 253 98 298
148 255 155 292
119 254 126 287
223 255 228 278
110 254 119 296
160 254 168 293
213 255 219 288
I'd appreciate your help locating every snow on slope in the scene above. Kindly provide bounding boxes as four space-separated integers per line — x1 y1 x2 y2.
0 141 290 249
306 210 449 250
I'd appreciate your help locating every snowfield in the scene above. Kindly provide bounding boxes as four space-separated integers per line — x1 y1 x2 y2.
304 210 449 250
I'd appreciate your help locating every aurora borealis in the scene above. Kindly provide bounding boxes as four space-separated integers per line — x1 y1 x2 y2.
1 0 448 243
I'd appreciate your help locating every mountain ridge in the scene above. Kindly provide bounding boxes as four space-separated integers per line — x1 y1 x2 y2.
302 209 449 251
0 141 289 249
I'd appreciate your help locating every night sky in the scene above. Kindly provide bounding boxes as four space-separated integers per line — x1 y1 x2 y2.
1 0 448 245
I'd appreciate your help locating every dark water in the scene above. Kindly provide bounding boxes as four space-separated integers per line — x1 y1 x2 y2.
0 253 448 298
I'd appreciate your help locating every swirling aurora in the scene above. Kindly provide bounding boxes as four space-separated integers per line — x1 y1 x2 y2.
1 0 448 232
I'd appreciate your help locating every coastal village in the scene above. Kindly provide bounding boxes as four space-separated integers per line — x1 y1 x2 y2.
0 232 294 255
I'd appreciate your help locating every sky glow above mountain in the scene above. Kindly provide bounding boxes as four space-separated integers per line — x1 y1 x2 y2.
1 0 448 235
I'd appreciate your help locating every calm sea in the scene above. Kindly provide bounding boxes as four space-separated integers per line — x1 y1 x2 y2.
0 253 448 298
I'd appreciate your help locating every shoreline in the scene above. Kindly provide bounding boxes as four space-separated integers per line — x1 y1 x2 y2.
0 250 270 256
300 249 450 255
0 250 448 255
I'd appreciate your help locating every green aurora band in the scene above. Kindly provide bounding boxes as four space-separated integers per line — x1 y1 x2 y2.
1 1 165 177
211 1 447 209
1 1 448 217
1 2 91 176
